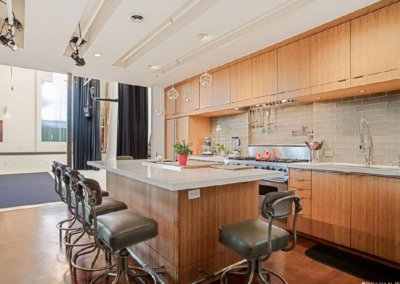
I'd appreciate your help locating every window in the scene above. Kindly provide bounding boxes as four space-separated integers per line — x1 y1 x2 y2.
41 74 67 142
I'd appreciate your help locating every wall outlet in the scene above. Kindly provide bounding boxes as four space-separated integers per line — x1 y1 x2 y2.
188 189 200 200
325 151 334 157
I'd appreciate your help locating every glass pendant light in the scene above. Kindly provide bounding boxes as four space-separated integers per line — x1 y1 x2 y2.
155 75 165 116
200 71 212 86
167 59 180 100
183 78 194 102
167 86 178 100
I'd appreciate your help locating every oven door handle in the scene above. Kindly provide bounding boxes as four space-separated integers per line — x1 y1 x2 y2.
260 179 287 184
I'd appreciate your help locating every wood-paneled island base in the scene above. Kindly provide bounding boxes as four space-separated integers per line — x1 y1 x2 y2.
89 160 283 284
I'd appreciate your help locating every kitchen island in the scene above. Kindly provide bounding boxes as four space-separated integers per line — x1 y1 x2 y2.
88 160 283 284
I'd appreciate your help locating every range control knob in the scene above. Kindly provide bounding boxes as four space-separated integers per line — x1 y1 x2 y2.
278 168 284 172
270 167 276 171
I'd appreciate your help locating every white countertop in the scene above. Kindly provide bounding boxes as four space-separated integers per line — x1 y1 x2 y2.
188 156 226 163
88 160 283 191
288 162 400 178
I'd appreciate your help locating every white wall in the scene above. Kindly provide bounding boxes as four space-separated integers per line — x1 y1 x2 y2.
150 86 165 158
0 65 67 174
0 65 36 152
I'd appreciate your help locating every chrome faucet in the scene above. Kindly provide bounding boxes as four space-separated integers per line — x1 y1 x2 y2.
360 118 373 167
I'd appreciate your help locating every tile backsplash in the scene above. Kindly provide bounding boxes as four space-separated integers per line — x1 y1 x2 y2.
210 90 400 165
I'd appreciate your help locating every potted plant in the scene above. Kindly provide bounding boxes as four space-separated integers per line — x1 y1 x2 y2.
173 140 193 165
216 144 230 157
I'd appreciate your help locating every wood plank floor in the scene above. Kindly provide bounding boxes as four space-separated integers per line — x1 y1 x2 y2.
0 204 365 284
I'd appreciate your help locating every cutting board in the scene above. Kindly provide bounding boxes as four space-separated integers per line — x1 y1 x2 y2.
211 165 253 170
161 161 221 169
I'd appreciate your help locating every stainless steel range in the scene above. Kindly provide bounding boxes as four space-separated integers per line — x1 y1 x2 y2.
225 144 310 214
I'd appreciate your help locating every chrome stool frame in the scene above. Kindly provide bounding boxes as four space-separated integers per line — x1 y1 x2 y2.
53 162 80 244
77 177 159 284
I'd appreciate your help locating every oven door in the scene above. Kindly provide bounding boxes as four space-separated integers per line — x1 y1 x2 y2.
259 177 288 215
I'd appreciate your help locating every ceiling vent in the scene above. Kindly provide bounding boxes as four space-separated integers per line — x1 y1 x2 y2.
129 13 146 23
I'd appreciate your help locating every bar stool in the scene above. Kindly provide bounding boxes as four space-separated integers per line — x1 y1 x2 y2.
116 156 134 160
77 176 159 284
54 162 80 243
218 190 302 284
70 175 129 280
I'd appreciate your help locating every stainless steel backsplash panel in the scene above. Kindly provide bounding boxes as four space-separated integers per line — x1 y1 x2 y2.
248 144 310 160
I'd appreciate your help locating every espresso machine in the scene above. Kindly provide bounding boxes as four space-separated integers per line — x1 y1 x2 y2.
201 137 213 156
229 137 241 158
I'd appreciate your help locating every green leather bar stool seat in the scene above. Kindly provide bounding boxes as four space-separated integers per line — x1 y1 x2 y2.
219 219 289 261
78 197 127 225
97 209 158 251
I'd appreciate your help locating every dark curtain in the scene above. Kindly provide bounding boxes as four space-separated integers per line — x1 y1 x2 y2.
73 77 102 170
117 84 148 159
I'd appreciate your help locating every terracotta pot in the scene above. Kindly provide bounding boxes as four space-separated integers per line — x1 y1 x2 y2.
177 154 188 166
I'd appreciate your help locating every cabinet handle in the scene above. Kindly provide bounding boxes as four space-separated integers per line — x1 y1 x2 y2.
296 188 304 190
338 79 347 82
354 75 364 79
296 178 304 182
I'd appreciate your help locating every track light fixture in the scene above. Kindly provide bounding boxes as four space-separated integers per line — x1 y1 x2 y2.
69 23 86 67
0 1 23 51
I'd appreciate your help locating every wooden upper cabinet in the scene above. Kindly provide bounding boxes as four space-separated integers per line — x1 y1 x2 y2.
212 67 231 107
165 88 175 116
278 38 310 94
230 59 252 103
176 116 188 142
351 176 400 263
311 171 351 247
251 50 278 99
351 2 400 78
311 22 350 87
175 84 187 114
200 76 213 109
187 77 200 112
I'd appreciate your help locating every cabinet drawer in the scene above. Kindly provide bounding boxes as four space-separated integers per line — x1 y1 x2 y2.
289 178 312 190
290 186 311 199
288 213 311 235
289 168 311 180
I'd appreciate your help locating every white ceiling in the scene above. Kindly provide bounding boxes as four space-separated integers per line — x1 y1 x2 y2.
0 0 378 88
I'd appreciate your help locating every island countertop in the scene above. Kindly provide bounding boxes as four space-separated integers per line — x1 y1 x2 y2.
88 160 283 191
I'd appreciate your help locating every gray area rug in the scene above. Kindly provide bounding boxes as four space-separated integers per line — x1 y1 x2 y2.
0 172 60 209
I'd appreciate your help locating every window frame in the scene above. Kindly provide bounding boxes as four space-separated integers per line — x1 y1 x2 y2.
35 71 68 152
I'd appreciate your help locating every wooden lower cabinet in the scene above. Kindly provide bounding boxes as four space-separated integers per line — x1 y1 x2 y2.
311 171 351 247
351 175 400 263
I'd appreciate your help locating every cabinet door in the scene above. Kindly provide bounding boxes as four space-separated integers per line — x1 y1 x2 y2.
212 68 230 107
175 84 187 114
176 116 188 143
278 38 310 94
200 78 213 109
165 119 175 160
187 78 200 112
351 2 400 78
311 22 350 87
230 59 252 103
311 171 351 247
165 88 176 116
351 176 400 263
251 50 278 100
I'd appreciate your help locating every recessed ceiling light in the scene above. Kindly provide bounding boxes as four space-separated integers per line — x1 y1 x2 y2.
129 13 146 23
234 107 239 110
94 53 102 57
281 99 287 103
148 65 157 69
198 33 208 40
316 97 321 100
359 89 366 93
